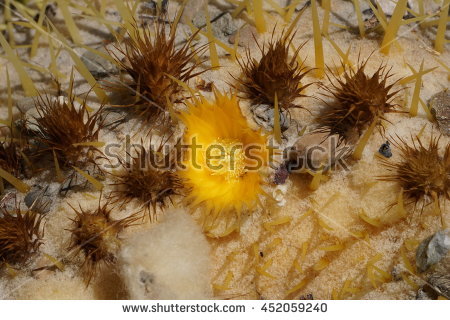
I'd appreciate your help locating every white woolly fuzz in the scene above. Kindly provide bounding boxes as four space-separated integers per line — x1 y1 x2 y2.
119 209 212 299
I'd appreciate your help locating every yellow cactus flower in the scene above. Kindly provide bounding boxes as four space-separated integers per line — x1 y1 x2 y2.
179 91 270 235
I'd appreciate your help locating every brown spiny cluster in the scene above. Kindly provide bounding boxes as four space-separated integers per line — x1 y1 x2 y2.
236 32 312 109
30 92 105 170
317 60 400 142
379 136 450 208
108 19 206 124
67 202 139 284
109 144 182 220
0 140 24 179
0 126 31 185
0 207 44 266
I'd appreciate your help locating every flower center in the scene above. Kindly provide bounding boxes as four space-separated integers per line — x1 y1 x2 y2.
208 139 246 180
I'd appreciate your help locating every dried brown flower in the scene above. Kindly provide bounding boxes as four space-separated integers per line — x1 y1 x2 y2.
30 91 105 170
107 18 206 124
109 140 182 221
317 59 401 143
379 135 450 208
0 140 24 179
67 201 140 285
0 125 32 190
235 31 312 109
0 207 44 266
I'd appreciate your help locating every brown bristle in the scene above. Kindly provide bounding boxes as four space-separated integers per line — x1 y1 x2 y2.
106 17 207 124
0 140 24 179
235 31 312 109
317 59 401 143
67 201 139 285
109 143 182 221
0 207 44 266
0 125 31 183
379 136 450 208
30 92 105 170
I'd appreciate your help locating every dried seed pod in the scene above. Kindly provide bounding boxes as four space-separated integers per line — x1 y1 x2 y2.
109 141 182 221
0 126 32 186
317 59 401 143
67 201 140 285
379 135 450 208
30 92 105 171
106 17 207 124
0 207 44 266
235 30 312 109
0 140 24 179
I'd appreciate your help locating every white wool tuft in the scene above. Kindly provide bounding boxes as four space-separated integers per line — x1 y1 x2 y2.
119 209 212 299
